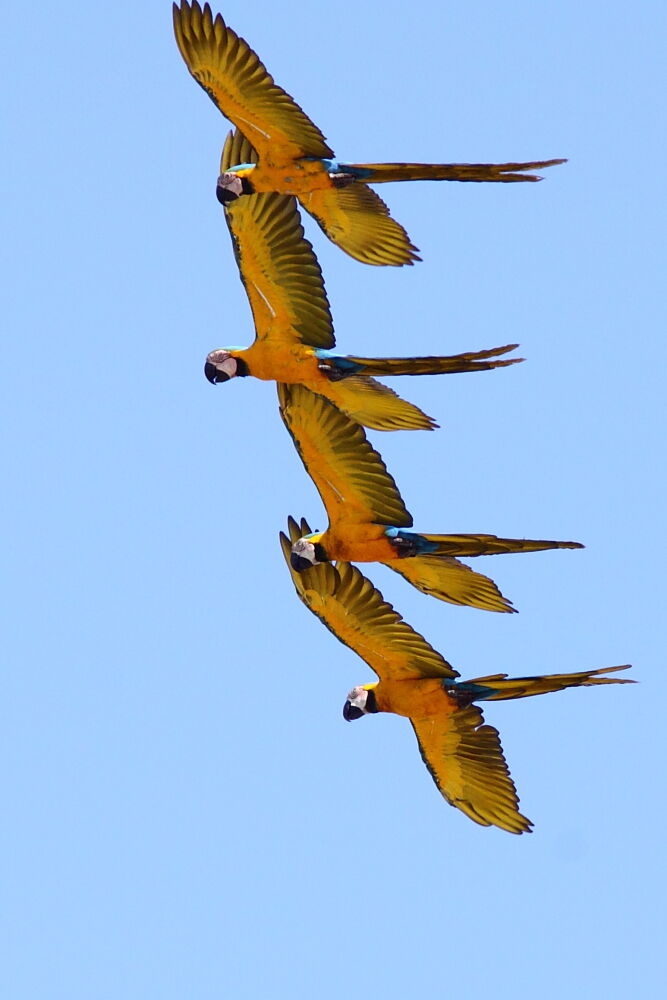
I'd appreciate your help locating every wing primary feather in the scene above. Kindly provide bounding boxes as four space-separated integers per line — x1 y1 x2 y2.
222 130 335 349
277 384 413 529
279 518 457 681
411 709 533 834
173 2 334 159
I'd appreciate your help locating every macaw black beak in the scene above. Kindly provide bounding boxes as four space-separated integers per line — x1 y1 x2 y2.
343 700 364 721
204 360 229 384
216 172 246 206
290 552 313 573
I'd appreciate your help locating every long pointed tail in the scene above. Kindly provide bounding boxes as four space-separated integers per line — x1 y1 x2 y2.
344 343 523 377
459 665 634 702
417 533 584 557
348 158 566 184
383 535 582 610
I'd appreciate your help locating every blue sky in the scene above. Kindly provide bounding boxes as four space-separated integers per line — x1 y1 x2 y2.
3 1 664 997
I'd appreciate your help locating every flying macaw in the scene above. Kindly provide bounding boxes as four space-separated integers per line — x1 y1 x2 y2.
280 517 632 834
278 382 583 611
205 128 523 432
173 1 565 266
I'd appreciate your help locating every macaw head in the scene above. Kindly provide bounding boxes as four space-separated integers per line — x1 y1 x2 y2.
343 684 379 721
204 349 249 384
216 171 254 205
290 533 328 572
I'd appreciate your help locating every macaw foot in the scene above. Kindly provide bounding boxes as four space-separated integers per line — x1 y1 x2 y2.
317 360 347 381
390 535 422 558
328 170 357 188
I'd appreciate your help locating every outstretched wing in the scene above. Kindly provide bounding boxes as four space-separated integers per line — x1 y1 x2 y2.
280 517 458 681
319 375 436 431
277 383 412 530
173 2 333 159
411 708 532 834
220 130 334 349
384 555 516 613
299 185 420 266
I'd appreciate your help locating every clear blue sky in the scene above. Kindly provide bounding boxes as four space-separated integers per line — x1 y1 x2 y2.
3 1 663 997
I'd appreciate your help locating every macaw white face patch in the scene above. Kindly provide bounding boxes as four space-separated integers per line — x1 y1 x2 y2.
217 355 238 379
346 686 369 713
292 537 318 566
207 350 238 379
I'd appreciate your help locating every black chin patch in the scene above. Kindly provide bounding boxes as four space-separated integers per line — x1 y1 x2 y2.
313 542 328 563
364 689 379 714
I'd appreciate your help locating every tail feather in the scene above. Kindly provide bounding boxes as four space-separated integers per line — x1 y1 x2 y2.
463 665 634 701
346 343 523 377
349 158 566 184
420 533 584 556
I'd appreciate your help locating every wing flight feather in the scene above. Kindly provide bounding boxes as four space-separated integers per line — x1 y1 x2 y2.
280 519 457 681
277 384 413 530
384 555 516 613
411 709 533 834
299 185 420 266
221 133 334 349
174 2 333 159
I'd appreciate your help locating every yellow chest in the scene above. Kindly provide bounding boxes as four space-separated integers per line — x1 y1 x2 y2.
241 341 320 383
325 527 393 561
375 678 456 719
248 158 333 195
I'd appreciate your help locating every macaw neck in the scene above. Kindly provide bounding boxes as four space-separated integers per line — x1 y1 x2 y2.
303 532 329 564
363 686 379 713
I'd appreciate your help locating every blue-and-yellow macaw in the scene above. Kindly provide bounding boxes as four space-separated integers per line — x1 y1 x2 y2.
280 516 633 834
279 383 583 611
204 128 522 432
173 1 565 266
